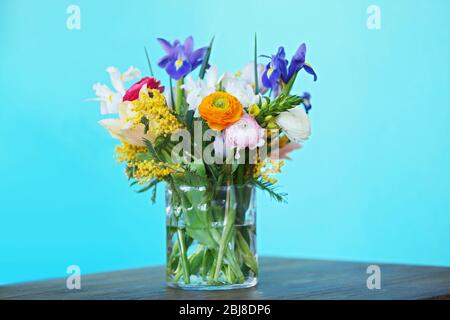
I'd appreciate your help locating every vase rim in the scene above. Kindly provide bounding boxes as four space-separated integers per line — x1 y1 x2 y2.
167 183 255 192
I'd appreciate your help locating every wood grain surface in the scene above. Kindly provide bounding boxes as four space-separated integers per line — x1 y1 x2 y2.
1 257 450 300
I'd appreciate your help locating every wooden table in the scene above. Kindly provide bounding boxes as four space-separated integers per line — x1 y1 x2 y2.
1 257 450 300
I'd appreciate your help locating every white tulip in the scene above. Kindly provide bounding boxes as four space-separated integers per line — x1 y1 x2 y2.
99 103 155 147
276 107 311 143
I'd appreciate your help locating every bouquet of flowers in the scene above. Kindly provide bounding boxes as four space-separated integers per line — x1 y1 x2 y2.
93 36 317 290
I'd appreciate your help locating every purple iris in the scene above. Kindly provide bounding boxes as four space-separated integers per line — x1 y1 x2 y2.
157 37 207 80
262 43 317 92
301 92 312 113
261 47 288 93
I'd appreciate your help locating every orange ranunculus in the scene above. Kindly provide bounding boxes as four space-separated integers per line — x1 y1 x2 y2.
198 92 243 131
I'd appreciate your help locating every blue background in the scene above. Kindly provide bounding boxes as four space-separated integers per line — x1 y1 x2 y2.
1 0 449 285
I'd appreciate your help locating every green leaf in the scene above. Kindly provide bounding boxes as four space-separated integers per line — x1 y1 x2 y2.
236 230 258 273
254 179 288 203
140 116 150 134
175 169 208 187
254 33 259 94
188 246 205 275
151 183 158 203
134 179 159 193
143 139 162 162
185 109 195 132
144 47 154 77
281 72 298 96
181 188 218 248
199 36 215 79
135 152 154 162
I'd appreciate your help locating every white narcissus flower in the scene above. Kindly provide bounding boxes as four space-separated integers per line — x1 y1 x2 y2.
183 65 264 114
223 79 260 108
240 62 269 94
183 66 219 115
276 107 311 143
92 66 141 114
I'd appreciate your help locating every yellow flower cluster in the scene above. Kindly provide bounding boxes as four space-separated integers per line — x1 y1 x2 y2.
115 142 147 163
133 160 183 184
254 158 285 184
130 89 182 137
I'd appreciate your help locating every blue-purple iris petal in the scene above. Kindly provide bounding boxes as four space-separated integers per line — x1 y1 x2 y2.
157 38 174 55
157 36 207 79
184 36 194 55
157 56 171 68
190 47 208 70
262 66 272 89
287 43 307 80
268 68 282 85
301 92 312 113
303 64 318 81
166 59 191 80
276 47 286 60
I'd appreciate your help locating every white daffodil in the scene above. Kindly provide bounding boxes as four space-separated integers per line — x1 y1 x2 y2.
183 64 264 114
276 107 311 143
240 62 269 94
92 66 141 114
223 79 260 108
183 65 220 114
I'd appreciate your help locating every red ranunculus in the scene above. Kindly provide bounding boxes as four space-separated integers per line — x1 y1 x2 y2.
123 77 165 102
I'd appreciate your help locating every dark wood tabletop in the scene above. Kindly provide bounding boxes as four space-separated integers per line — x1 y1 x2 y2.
1 257 450 300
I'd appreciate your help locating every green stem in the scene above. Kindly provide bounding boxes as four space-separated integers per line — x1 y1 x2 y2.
177 228 190 284
175 77 185 116
213 185 237 281
237 230 258 274
167 239 179 270
281 72 298 96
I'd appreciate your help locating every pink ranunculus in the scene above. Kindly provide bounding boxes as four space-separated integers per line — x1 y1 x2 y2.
224 114 265 158
122 77 165 102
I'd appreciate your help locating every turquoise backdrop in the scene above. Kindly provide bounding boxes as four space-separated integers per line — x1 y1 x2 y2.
1 0 450 285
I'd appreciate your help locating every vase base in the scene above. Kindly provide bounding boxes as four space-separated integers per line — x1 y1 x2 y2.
167 278 258 291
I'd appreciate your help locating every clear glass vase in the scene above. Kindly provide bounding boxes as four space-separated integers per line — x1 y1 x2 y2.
166 184 257 290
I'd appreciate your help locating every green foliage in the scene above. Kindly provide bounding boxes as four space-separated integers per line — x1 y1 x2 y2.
175 167 209 187
185 109 195 133
254 178 288 203
256 94 304 124
140 116 150 134
199 36 215 79
254 33 259 94
144 47 154 77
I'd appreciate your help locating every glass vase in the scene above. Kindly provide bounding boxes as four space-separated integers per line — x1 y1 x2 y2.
166 184 257 290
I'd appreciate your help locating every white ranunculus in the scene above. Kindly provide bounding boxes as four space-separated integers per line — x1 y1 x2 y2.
92 66 141 114
276 107 311 143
